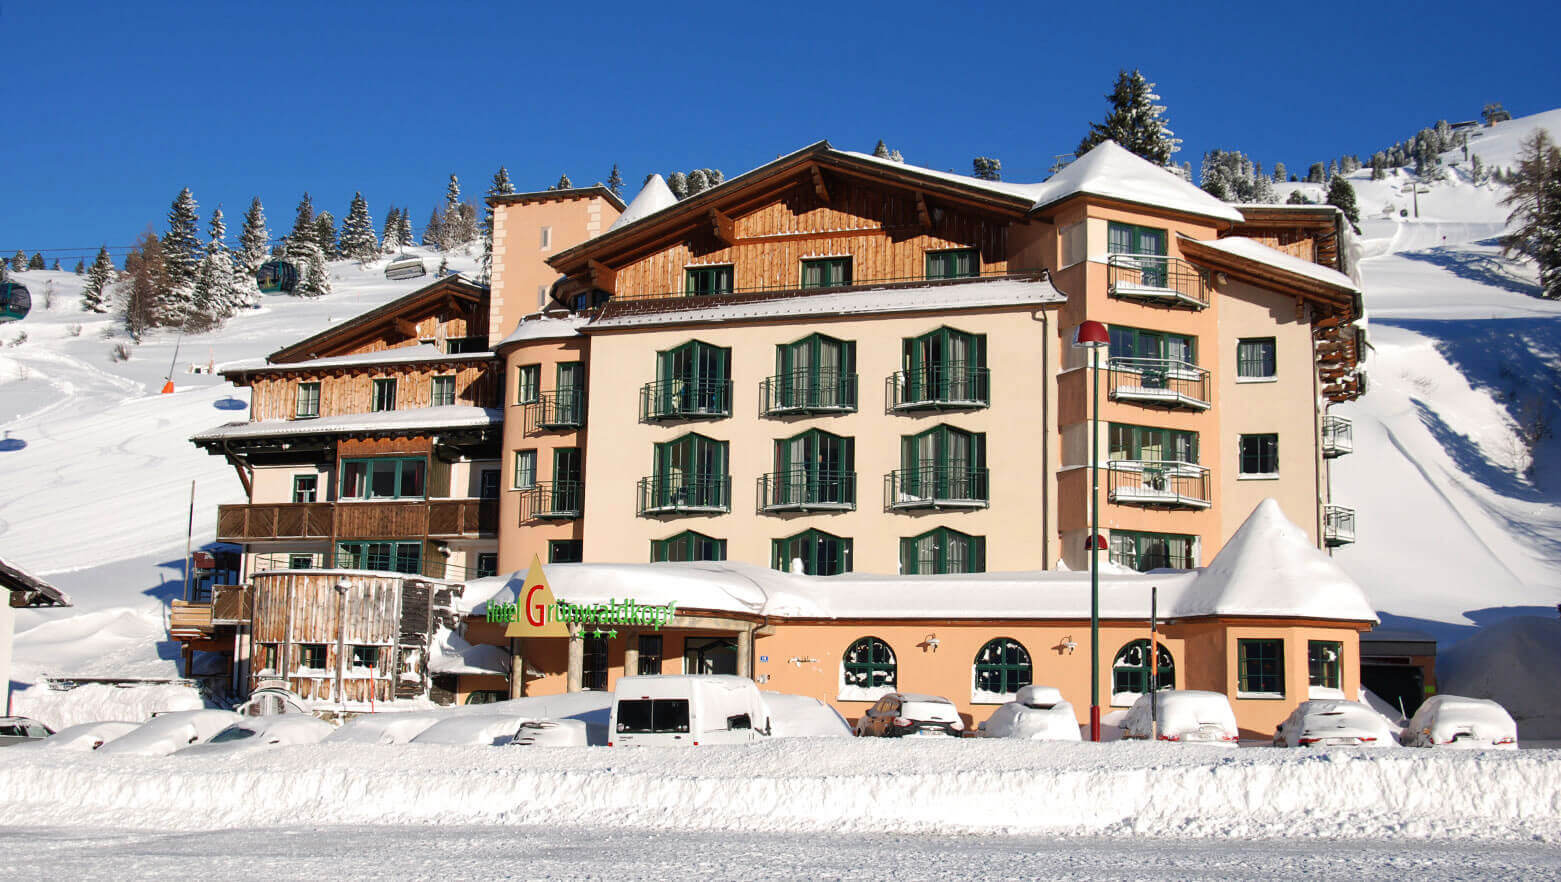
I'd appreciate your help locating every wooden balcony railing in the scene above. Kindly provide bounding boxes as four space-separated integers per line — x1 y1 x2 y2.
216 500 498 541
169 600 213 637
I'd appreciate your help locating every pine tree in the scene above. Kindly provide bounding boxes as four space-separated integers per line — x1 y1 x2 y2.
120 229 169 340
161 188 202 288
237 196 270 276
190 206 238 326
50 259 60 271
1305 162 1325 183
312 211 338 257
1076 69 1180 166
381 207 401 253
972 157 1002 181
1272 161 1287 182
686 169 710 196
889 150 903 163
396 209 414 247
1326 175 1360 225
1286 190 1314 205
9 251 24 272
81 246 114 313
552 173 572 191
1326 160 1338 182
290 240 332 298
481 166 517 280
1471 153 1487 185
28 252 45 270
873 139 892 159
288 192 316 249
73 260 84 275
423 208 444 249
605 164 624 199
339 192 378 262
667 172 688 199
1500 129 1561 299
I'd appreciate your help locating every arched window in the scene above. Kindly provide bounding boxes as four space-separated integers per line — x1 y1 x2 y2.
841 637 896 698
973 638 1032 699
1111 640 1174 705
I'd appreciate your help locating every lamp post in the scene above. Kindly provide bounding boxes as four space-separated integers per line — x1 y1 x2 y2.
1073 319 1110 741
334 576 351 711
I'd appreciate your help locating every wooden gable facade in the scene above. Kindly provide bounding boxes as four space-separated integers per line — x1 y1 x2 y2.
237 357 498 422
269 276 492 363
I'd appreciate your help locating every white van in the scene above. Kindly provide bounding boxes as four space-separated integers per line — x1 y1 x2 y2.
609 675 771 747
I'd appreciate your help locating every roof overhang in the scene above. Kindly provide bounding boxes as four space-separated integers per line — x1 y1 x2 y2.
486 185 627 212
1029 191 1238 230
1178 235 1361 319
1 557 72 607
266 275 489 364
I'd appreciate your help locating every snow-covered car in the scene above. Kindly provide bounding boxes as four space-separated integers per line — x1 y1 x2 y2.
7 720 138 752
1401 695 1519 750
978 685 1082 741
1120 690 1239 745
0 716 54 747
1272 700 1398 748
854 692 964 738
508 718 589 747
95 709 241 756
762 692 853 738
325 712 446 745
175 715 336 756
410 714 535 746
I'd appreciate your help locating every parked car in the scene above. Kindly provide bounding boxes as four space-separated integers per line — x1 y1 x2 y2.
326 712 446 745
854 692 964 738
1120 690 1239 745
410 714 537 747
761 692 853 738
1272 700 1398 748
7 720 138 752
978 685 1082 741
95 710 242 756
0 716 54 747
609 675 771 747
1401 695 1519 750
509 718 590 747
176 715 336 756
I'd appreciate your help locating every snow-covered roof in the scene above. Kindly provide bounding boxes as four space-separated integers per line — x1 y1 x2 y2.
1184 235 1361 293
836 150 1042 203
587 276 1066 330
191 406 501 443
1027 142 1245 222
462 499 1376 624
0 556 71 607
496 313 588 347
608 174 679 231
222 344 494 375
430 628 511 676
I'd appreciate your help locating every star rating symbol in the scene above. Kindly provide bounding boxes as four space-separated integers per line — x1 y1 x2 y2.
589 628 619 639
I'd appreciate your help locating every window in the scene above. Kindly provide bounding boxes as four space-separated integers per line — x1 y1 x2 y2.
257 644 279 672
1237 338 1277 380
772 528 852 576
1309 640 1343 691
684 264 734 296
583 636 608 691
646 433 729 510
549 540 583 563
773 333 856 412
637 634 663 676
555 361 586 423
288 553 314 570
651 340 731 418
1109 531 1196 571
616 698 690 733
925 248 979 280
1109 326 1195 364
294 381 320 418
337 540 421 575
515 364 540 404
1112 640 1175 704
299 644 327 670
901 527 986 574
842 637 896 695
900 327 987 406
445 336 486 354
1239 433 1279 476
513 450 537 489
540 226 552 248
430 375 456 407
475 552 498 578
351 645 379 668
973 638 1032 698
340 457 426 500
900 424 988 502
1107 221 1170 287
371 378 397 412
478 469 500 499
1109 423 1198 464
651 531 726 562
801 256 852 288
292 474 318 503
684 637 737 675
551 447 582 514
771 429 854 507
466 690 507 705
1238 639 1285 697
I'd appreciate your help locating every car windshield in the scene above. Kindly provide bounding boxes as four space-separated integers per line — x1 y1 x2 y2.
209 726 259 743
616 699 691 733
0 724 27 736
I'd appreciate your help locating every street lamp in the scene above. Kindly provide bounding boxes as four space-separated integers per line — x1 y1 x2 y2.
1072 319 1110 742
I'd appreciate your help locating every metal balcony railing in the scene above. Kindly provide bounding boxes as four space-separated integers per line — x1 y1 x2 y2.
886 465 990 510
637 474 732 515
250 552 496 582
1107 460 1211 509
759 469 856 512
1106 254 1209 309
523 481 584 519
1106 357 1211 410
760 368 858 415
888 362 990 411
1323 504 1356 546
530 389 585 430
640 377 733 421
1110 545 1197 572
1322 415 1354 457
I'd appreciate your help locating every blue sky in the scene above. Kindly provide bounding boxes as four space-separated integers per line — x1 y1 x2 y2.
2 0 1556 264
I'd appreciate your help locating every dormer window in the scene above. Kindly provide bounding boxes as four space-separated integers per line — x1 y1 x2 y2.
801 256 852 289
684 264 734 297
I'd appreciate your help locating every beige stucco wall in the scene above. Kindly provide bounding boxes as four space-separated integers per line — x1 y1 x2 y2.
489 197 619 348
251 463 332 503
579 304 1057 572
497 335 589 574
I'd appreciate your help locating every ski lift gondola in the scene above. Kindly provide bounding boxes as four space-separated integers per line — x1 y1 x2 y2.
384 255 427 281
0 280 31 323
255 260 300 294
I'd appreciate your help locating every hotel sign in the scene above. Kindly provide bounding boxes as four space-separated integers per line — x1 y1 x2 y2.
498 555 678 638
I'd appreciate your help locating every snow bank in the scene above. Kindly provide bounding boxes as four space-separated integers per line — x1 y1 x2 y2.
1438 616 1561 740
2 740 1559 840
9 682 205 731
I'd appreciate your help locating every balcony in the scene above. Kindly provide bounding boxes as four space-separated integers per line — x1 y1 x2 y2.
529 389 586 431
1107 461 1211 509
637 474 731 516
1324 504 1356 546
521 481 584 519
888 363 990 411
760 368 858 416
759 469 856 513
170 584 252 638
886 466 990 510
1106 254 1209 309
1106 358 1210 410
1322 415 1353 458
640 378 733 421
215 500 497 542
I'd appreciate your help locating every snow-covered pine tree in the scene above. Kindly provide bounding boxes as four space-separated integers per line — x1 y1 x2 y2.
396 209 415 247
606 164 624 199
481 166 517 280
1471 153 1486 185
1075 68 1180 166
667 172 688 199
9 251 24 271
190 206 238 327
1326 160 1338 182
1326 175 1360 226
1500 129 1561 299
161 187 202 288
889 150 903 163
1306 163 1325 183
704 169 724 186
312 211 338 257
73 260 84 274
381 207 401 253
686 169 710 196
81 246 115 313
339 192 378 262
1272 161 1287 182
423 209 444 249
436 256 450 277
28 252 45 269
1286 190 1314 205
552 173 572 191
237 197 270 276
290 240 332 298
972 157 1002 181
288 192 316 249
873 139 892 159
120 230 168 340
50 259 60 270
1370 154 1387 181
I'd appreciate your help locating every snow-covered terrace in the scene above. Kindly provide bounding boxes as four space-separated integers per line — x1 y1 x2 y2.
219 342 495 377
191 405 501 444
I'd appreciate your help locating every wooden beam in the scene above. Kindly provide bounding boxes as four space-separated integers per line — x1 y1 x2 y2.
915 192 933 231
394 317 419 337
227 455 252 498
587 259 617 294
810 166 830 203
709 207 735 244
